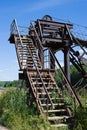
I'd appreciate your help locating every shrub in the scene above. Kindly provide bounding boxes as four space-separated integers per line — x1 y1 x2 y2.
72 107 87 130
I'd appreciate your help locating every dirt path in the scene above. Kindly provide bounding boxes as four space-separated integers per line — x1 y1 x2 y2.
0 125 8 130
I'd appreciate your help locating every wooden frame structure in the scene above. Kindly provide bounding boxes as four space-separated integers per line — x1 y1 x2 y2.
9 15 87 128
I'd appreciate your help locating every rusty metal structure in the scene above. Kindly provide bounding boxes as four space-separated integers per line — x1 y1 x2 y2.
9 15 87 128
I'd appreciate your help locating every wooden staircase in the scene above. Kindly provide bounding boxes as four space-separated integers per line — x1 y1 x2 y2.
17 34 71 127
9 19 83 128
9 34 71 128
27 69 71 128
14 35 42 70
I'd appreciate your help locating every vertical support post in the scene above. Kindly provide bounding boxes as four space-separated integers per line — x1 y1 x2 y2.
49 49 55 78
49 50 55 70
64 46 71 82
38 45 44 68
64 46 71 95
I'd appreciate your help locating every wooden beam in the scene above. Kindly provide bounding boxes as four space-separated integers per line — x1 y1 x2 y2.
37 19 73 29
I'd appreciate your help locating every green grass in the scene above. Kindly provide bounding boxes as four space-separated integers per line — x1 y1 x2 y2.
0 88 87 130
0 89 52 130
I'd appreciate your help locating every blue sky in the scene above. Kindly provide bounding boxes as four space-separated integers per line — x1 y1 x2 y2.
0 0 87 81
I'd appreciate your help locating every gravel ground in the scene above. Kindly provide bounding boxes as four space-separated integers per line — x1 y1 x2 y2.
0 125 8 130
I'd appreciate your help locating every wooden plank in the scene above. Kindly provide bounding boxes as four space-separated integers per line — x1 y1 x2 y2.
42 37 63 43
51 123 68 127
41 103 64 107
40 97 64 100
48 116 69 120
32 82 55 85
44 109 66 113
43 28 59 33
38 19 73 29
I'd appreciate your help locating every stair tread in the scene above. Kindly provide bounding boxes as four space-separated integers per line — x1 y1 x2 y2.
32 77 51 80
44 109 66 113
51 123 68 127
40 97 64 100
30 75 50 77
33 82 55 85
19 50 36 52
35 87 58 90
38 92 51 94
26 62 40 64
41 103 64 106
27 58 40 61
48 116 70 120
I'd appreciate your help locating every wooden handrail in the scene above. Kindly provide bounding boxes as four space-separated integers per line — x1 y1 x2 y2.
26 45 54 109
49 49 82 107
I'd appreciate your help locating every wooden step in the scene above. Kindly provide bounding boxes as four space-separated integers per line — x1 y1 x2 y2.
51 123 68 127
18 45 35 49
32 82 55 85
26 61 41 63
18 49 28 52
27 55 38 58
18 44 33 48
44 109 66 113
48 116 69 121
41 103 64 107
31 76 50 79
27 62 41 65
18 46 28 49
38 92 53 95
30 73 50 76
27 59 41 63
40 97 64 101
31 77 51 80
35 87 57 90
22 40 32 43
27 58 40 62
21 37 32 40
23 61 41 65
40 98 64 104
18 47 36 53
21 50 36 54
27 65 41 68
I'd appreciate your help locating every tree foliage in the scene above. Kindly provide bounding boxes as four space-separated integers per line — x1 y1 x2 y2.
0 80 25 88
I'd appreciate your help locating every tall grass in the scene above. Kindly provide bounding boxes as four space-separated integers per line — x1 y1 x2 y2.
72 107 87 130
0 89 52 130
0 88 87 130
